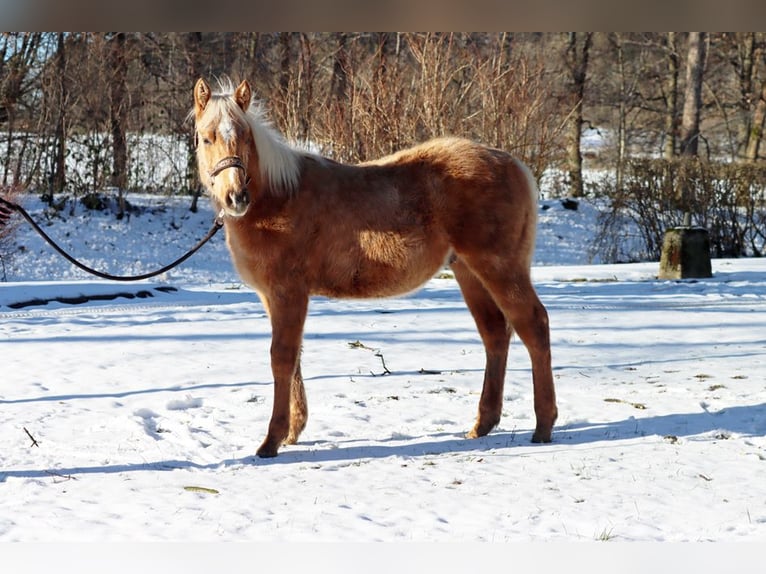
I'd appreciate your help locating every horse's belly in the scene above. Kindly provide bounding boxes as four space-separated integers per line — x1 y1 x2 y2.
363 262 441 297
318 234 450 299
317 266 438 299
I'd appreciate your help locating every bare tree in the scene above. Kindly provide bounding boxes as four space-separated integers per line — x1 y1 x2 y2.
274 32 293 130
50 32 67 201
562 32 593 197
744 78 766 162
663 32 680 159
108 32 128 217
679 32 708 157
741 33 766 162
1 33 46 188
182 32 204 212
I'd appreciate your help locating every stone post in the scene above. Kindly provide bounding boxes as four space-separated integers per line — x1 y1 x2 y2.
658 226 712 279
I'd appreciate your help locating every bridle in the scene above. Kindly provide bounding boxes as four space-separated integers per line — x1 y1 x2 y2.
209 156 247 179
208 156 251 187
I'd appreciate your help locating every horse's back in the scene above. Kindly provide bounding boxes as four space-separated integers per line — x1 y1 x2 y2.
374 137 538 266
238 137 539 299
367 136 536 206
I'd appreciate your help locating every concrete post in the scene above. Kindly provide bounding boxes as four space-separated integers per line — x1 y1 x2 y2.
658 226 712 279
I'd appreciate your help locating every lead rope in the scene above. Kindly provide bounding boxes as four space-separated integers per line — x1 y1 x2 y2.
0 195 224 282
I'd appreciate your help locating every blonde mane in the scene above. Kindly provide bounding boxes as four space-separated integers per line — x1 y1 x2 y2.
201 79 303 195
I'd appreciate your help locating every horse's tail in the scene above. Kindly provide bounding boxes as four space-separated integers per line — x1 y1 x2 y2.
511 157 539 268
512 157 539 214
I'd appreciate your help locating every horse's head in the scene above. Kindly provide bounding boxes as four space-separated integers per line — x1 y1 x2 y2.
193 78 254 217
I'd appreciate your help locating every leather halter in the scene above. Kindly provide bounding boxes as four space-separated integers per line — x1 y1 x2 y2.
209 156 248 181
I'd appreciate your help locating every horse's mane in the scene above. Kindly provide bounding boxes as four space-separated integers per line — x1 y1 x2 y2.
199 79 303 195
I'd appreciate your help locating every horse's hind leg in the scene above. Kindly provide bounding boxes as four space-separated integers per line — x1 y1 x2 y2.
285 361 308 445
457 257 557 443
477 265 557 443
510 286 556 443
451 258 512 438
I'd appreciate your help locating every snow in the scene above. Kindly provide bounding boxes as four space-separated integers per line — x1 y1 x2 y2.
1 193 765 547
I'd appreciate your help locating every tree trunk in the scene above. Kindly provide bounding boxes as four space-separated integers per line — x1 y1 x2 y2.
562 32 592 198
679 32 707 157
51 32 67 201
609 33 628 193
297 33 313 142
663 32 679 160
732 32 755 159
184 32 203 212
276 32 292 130
668 32 711 278
744 79 766 162
108 32 129 218
330 33 352 158
331 33 349 103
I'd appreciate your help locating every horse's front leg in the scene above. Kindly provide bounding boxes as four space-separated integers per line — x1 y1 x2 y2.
256 292 309 458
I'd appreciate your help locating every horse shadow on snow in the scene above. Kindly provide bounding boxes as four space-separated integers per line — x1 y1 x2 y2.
2 402 764 480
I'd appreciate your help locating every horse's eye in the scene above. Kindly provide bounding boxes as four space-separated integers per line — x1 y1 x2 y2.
203 138 212 145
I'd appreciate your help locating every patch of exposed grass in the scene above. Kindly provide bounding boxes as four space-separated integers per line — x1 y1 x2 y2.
596 526 615 541
604 397 647 410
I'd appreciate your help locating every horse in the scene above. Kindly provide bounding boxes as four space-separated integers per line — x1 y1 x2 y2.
191 77 557 458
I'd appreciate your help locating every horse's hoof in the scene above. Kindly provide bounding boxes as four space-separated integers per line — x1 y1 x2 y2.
466 425 490 439
256 448 279 458
532 408 557 443
531 429 553 443
256 441 280 458
466 415 500 439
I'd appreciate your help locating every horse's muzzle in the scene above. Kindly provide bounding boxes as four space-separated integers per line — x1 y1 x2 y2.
224 188 251 217
209 156 251 217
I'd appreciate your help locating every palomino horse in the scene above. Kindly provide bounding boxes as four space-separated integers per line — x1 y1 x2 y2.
192 78 557 458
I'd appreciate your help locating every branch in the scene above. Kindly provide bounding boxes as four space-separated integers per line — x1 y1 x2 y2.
348 340 391 376
45 470 77 482
23 427 39 448
373 350 391 376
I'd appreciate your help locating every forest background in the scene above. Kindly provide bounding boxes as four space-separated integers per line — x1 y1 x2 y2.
1 32 765 261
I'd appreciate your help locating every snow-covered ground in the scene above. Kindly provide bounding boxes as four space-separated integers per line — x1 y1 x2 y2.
1 193 765 548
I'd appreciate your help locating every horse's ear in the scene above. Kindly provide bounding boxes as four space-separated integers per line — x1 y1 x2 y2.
194 78 211 118
234 80 252 112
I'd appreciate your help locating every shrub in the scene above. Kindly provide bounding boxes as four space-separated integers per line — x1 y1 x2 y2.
591 158 766 262
0 185 23 280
